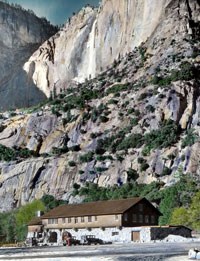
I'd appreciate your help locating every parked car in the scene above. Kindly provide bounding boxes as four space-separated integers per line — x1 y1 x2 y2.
25 237 38 247
63 236 80 246
80 235 104 245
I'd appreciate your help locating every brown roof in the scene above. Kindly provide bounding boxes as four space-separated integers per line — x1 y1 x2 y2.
28 217 43 226
41 197 145 219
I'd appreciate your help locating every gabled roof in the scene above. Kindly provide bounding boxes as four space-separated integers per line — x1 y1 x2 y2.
28 216 42 226
41 197 153 219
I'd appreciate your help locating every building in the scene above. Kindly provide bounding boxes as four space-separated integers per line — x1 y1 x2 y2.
27 197 163 244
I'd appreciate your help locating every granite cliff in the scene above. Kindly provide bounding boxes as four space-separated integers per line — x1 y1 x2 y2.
0 1 57 110
0 0 199 211
23 0 200 97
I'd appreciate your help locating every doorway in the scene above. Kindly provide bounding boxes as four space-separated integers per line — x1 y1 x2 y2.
132 231 140 242
49 232 57 243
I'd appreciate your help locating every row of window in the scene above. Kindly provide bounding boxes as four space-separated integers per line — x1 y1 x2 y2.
47 214 155 225
48 216 98 225
124 213 156 224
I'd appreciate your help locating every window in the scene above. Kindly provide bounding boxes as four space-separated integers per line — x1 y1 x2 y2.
151 215 155 224
88 216 92 222
115 215 119 220
81 217 85 223
48 218 58 224
145 215 149 224
62 218 66 223
132 214 137 223
112 232 119 236
124 213 128 221
75 217 78 224
139 214 143 223
68 218 71 223
139 204 143 212
94 216 98 221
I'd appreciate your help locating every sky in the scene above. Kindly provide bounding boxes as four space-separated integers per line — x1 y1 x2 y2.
8 0 101 25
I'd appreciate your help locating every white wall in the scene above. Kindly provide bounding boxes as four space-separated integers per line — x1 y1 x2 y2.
43 226 152 245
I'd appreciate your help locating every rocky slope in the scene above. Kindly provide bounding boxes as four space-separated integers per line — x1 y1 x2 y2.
0 1 57 110
23 0 186 97
0 0 199 212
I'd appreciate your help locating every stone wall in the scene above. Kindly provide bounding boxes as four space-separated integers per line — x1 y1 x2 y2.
150 226 192 240
27 226 192 245
42 227 144 245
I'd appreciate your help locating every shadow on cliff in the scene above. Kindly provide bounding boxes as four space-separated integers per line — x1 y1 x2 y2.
0 68 47 111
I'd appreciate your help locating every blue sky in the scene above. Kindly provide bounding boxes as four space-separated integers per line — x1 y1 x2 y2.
9 0 101 25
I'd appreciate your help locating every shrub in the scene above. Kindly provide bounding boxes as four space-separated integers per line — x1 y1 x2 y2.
138 157 145 164
73 183 80 190
138 92 148 101
170 207 189 226
90 133 97 139
117 133 144 150
146 105 155 113
142 120 180 155
181 129 198 148
95 167 108 172
91 104 107 123
108 99 118 105
130 118 138 126
140 162 149 172
138 46 147 65
151 62 199 87
134 110 140 116
161 167 171 176
100 115 109 123
127 108 135 114
79 151 94 163
106 84 128 95
96 155 113 161
116 154 124 162
0 145 35 162
68 161 76 167
52 146 68 155
127 168 139 181
69 145 81 152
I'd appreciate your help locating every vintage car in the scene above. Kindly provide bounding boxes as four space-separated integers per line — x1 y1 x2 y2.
80 235 104 245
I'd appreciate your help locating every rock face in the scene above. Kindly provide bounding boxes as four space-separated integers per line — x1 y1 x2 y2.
23 0 176 97
0 1 57 110
0 0 199 211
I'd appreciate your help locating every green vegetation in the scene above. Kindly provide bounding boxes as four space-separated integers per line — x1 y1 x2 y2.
15 200 45 241
161 166 171 176
95 120 180 156
41 194 66 211
127 168 139 182
68 161 76 167
106 84 128 95
0 200 45 243
117 133 144 151
0 173 198 244
73 174 198 227
142 120 180 155
138 46 147 65
91 104 108 123
96 155 113 161
170 191 200 229
181 129 198 148
51 146 68 155
0 195 66 243
0 145 35 162
79 151 94 163
151 62 199 87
